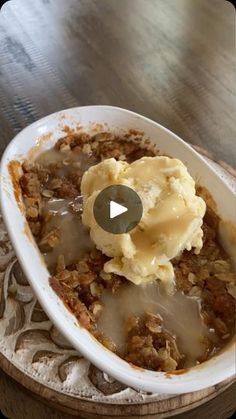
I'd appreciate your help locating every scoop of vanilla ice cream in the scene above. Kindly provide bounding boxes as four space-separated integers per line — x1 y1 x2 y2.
81 156 206 291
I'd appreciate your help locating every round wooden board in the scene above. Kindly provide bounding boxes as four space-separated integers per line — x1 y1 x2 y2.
0 149 235 419
0 362 235 419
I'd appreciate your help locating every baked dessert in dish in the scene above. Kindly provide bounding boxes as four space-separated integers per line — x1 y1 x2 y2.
18 130 236 372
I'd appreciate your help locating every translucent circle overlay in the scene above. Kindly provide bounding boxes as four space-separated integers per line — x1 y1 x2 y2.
93 184 143 234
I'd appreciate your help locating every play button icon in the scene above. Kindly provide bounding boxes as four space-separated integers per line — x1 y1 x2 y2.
110 201 128 219
93 185 143 234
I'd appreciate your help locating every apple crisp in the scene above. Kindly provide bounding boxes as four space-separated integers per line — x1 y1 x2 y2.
18 131 236 372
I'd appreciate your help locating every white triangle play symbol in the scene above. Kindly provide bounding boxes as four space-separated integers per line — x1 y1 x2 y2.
109 200 128 219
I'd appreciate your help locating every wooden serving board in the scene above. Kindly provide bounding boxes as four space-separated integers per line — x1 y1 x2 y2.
0 151 235 419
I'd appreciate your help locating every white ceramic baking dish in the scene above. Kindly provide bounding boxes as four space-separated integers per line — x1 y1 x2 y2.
0 106 235 394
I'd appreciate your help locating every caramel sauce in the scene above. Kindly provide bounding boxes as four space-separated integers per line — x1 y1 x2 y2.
43 197 94 268
35 147 98 268
98 281 217 367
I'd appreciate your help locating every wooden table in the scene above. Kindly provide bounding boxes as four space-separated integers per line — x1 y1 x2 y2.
0 0 235 167
0 0 235 418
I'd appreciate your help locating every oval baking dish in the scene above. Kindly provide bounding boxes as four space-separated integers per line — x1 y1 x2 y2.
0 106 235 394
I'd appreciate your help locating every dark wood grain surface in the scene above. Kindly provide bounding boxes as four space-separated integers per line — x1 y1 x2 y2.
0 0 235 166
